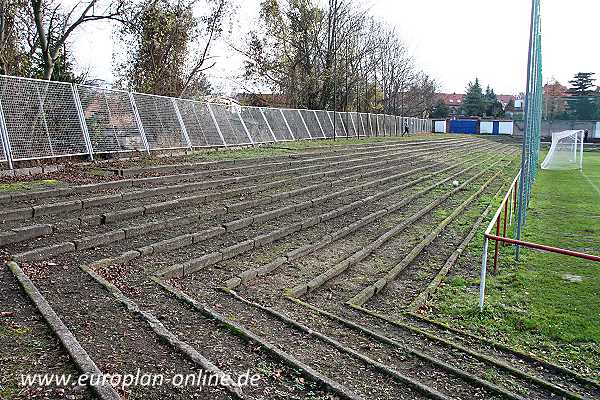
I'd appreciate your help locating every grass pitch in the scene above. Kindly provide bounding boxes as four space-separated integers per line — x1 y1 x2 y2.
428 150 600 379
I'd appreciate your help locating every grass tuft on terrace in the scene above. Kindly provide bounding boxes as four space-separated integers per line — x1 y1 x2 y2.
426 150 600 380
183 134 443 162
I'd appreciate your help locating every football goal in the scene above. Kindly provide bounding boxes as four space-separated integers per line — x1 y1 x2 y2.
540 130 584 170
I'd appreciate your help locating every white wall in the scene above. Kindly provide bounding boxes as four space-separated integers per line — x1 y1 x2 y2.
434 121 446 133
499 121 513 135
480 121 493 134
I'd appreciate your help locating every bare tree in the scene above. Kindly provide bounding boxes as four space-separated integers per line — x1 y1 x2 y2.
115 0 228 97
31 0 125 80
239 0 432 118
0 0 36 75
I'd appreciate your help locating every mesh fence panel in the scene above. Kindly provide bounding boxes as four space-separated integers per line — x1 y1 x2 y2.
375 114 384 136
385 115 396 136
347 112 360 137
175 99 224 147
371 114 379 135
315 110 334 138
327 111 347 137
0 124 6 161
298 109 322 138
262 108 293 141
132 93 188 150
0 76 88 160
357 113 368 137
240 106 274 144
282 109 310 139
341 112 354 137
363 113 373 137
77 85 145 153
209 103 252 146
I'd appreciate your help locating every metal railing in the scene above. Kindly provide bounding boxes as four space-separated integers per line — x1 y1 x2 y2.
478 170 600 310
0 74 433 169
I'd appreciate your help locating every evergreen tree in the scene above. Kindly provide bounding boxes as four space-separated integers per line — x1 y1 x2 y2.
483 85 498 116
566 72 598 120
431 100 449 118
462 78 484 116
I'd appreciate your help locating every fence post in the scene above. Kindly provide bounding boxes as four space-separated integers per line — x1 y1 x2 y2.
0 97 14 170
297 109 313 139
237 108 254 145
128 93 151 155
313 110 325 138
479 237 490 311
260 108 278 143
280 109 295 140
171 99 192 150
72 84 94 161
207 103 228 147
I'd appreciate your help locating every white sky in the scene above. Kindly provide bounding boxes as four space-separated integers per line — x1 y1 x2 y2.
70 0 600 95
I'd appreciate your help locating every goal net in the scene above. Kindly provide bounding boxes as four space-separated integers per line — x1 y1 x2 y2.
540 130 584 170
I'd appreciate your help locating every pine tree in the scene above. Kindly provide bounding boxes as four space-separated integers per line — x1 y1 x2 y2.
431 100 449 118
462 78 484 116
483 85 494 116
566 72 598 120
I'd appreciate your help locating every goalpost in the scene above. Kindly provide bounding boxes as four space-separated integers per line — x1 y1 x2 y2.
540 130 584 171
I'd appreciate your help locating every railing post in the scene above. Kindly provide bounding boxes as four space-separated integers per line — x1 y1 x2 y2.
0 95 14 170
479 237 490 311
502 200 509 245
493 215 501 274
128 93 151 154
72 84 94 161
171 98 192 150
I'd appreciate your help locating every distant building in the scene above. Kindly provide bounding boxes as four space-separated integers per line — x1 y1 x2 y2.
543 81 569 119
434 93 516 116
434 93 464 115
497 95 516 110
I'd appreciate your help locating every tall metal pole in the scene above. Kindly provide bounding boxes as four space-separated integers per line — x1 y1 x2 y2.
332 0 338 140
515 0 538 261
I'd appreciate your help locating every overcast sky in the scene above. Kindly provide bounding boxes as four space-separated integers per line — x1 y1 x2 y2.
70 0 600 95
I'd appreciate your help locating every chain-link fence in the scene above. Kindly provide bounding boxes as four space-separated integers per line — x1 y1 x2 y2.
0 76 90 163
0 74 433 169
175 99 225 147
240 106 276 144
77 85 147 154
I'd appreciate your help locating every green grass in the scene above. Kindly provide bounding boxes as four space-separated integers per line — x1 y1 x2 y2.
182 134 450 162
0 179 62 192
427 151 600 379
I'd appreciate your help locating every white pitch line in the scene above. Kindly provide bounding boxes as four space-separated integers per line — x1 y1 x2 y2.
582 172 600 197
